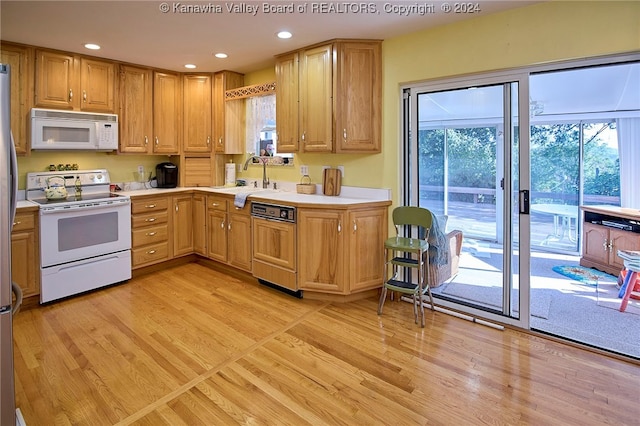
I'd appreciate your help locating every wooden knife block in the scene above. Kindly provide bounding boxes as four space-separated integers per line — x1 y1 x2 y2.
322 168 342 196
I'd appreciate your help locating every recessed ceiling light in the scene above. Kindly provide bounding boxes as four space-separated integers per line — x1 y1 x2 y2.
184 64 196 69
277 31 292 39
84 43 101 50
214 53 228 59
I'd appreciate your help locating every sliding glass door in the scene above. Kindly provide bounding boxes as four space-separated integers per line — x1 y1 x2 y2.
405 74 530 327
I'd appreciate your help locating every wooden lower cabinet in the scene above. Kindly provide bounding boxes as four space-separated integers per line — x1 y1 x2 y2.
172 194 193 257
11 210 40 299
192 194 207 255
131 196 171 268
297 206 387 295
206 195 252 272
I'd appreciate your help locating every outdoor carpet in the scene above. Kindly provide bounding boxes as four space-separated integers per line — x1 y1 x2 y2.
552 265 617 286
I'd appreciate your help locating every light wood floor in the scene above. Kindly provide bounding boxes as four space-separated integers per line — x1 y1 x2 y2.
12 262 640 425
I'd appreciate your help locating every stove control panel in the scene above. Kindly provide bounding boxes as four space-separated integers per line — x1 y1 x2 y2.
26 169 111 190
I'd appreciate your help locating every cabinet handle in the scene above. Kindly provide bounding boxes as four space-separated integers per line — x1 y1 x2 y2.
207 136 211 145
147 250 156 255
146 217 156 222
353 220 357 232
69 89 73 102
228 222 232 231
175 204 179 212
145 204 156 208
155 136 159 145
343 129 347 140
144 136 148 146
212 202 220 207
603 240 608 251
146 232 157 236
221 220 225 229
83 90 87 102
301 132 306 142
218 137 223 146
338 221 342 233
12 221 20 226
608 241 613 253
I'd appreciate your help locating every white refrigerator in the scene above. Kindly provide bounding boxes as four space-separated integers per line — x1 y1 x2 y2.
1 63 23 425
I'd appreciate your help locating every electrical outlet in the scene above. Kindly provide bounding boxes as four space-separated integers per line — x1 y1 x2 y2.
300 165 309 176
337 165 344 177
137 165 144 174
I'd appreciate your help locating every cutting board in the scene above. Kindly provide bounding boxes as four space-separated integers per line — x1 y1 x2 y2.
322 168 342 196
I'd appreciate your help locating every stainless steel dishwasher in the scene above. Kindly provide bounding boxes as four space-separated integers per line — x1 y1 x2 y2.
250 202 300 297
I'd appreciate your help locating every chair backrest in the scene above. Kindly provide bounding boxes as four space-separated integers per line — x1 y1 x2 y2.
392 206 433 240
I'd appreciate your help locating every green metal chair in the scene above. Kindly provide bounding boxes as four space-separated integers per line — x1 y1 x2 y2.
377 206 435 327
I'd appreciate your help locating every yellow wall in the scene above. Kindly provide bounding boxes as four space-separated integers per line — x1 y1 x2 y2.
17 2 640 194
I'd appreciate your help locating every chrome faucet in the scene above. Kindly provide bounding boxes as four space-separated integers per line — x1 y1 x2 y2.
243 156 270 189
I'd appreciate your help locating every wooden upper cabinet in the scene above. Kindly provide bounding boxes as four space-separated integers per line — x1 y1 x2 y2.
183 74 212 153
276 39 382 154
119 65 153 153
299 44 333 152
153 71 182 154
79 57 115 112
0 42 33 155
35 50 77 109
213 71 244 154
35 50 116 112
275 52 299 153
334 41 381 153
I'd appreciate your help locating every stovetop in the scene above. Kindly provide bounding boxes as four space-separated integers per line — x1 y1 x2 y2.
29 192 127 206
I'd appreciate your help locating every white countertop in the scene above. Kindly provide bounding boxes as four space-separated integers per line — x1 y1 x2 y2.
120 185 391 206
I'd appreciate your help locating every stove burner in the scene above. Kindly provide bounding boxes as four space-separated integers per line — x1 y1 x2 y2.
30 192 126 206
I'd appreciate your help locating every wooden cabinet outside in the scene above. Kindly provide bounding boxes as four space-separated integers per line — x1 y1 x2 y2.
131 196 171 268
183 74 212 153
213 71 244 154
206 195 227 262
35 50 116 112
205 195 252 272
119 65 153 153
298 205 388 294
275 39 381 154
192 194 207 256
0 42 32 155
11 210 39 299
172 194 194 257
153 71 182 154
581 222 640 275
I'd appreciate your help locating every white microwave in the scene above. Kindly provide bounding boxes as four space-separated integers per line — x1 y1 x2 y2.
31 108 118 150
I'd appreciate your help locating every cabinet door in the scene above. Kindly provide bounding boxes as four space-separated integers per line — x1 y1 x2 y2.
0 43 32 155
335 41 381 153
207 210 227 262
348 208 386 292
582 222 609 265
11 230 39 298
80 58 115 112
609 229 640 271
183 74 212 153
228 211 252 272
193 194 207 255
119 65 153 153
35 50 77 109
153 71 181 154
213 71 244 154
173 195 194 257
299 44 333 152
275 52 299 153
298 209 345 293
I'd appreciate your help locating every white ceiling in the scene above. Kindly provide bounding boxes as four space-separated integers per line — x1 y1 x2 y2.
1 0 538 74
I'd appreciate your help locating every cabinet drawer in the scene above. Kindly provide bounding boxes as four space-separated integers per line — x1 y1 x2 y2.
132 224 169 248
229 203 250 216
132 210 169 228
131 197 169 214
132 242 170 267
12 213 35 232
207 196 227 212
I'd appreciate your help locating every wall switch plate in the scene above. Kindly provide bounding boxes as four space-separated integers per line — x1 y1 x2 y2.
337 165 344 177
300 165 309 176
137 165 144 174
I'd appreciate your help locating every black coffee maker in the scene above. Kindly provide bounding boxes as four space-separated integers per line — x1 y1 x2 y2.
155 162 178 188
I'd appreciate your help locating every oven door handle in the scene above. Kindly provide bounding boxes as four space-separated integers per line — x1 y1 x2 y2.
40 200 130 215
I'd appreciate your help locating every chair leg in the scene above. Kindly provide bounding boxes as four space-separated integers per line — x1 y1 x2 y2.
377 287 388 315
620 271 638 312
